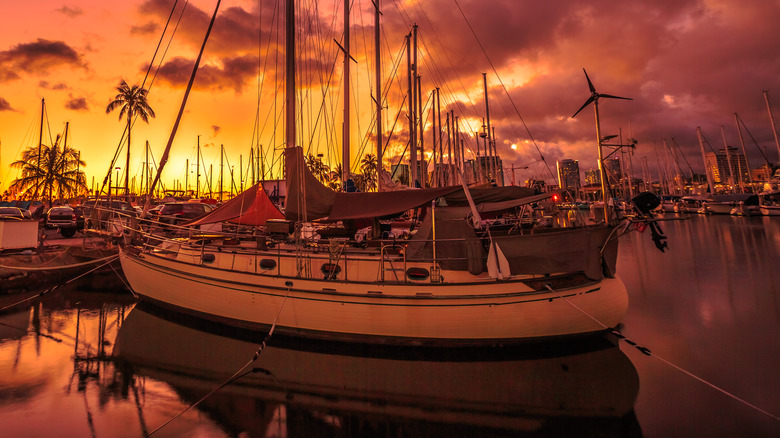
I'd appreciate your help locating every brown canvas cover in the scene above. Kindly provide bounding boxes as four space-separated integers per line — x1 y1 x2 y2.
284 146 336 221
444 186 536 206
327 186 462 221
185 183 284 227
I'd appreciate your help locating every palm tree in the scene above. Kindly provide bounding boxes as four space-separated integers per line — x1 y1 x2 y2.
359 153 378 192
328 164 343 190
10 135 87 202
106 80 155 195
305 153 330 184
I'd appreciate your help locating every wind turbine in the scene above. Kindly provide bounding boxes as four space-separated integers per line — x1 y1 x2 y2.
571 68 632 223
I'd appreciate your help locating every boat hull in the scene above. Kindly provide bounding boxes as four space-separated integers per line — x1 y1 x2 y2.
120 248 629 345
760 205 780 216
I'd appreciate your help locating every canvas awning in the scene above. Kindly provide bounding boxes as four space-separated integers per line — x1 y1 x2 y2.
327 186 462 221
184 183 284 227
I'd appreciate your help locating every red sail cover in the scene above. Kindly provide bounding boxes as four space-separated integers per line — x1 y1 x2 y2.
185 183 284 227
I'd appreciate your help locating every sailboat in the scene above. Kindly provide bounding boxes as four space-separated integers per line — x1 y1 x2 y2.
119 1 647 346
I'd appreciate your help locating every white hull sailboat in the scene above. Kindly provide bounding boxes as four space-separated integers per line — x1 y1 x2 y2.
120 226 628 345
118 0 648 347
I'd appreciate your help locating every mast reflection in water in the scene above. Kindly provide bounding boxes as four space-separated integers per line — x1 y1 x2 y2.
0 289 639 437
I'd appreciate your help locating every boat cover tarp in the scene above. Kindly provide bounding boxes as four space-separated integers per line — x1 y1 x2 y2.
407 207 617 280
185 183 284 226
443 186 536 205
284 147 336 221
327 186 462 221
475 191 556 214
710 193 758 204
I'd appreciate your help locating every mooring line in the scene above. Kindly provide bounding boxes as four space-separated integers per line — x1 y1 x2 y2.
543 284 780 422
145 286 293 437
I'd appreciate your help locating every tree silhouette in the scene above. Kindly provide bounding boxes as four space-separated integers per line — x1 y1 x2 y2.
106 80 155 195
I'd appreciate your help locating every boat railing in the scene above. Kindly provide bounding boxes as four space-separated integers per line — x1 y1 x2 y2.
115 214 488 283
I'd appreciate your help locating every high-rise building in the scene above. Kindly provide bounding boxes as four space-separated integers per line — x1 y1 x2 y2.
603 157 622 184
556 159 580 191
584 168 600 185
464 156 504 186
705 147 750 185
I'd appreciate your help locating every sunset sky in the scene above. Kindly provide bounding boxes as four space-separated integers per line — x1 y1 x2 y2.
1 0 779 195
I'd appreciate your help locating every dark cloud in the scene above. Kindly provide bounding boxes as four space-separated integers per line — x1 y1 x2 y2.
131 22 159 35
152 54 277 92
56 5 83 18
39 80 69 90
0 97 14 111
65 94 88 111
0 39 85 82
137 0 780 175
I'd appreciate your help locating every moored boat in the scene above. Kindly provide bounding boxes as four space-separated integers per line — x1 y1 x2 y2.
758 190 780 216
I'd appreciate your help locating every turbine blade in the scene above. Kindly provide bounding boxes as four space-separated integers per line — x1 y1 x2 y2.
572 96 596 118
583 68 595 93
600 93 633 101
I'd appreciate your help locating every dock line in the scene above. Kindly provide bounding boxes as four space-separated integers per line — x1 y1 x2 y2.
145 284 293 437
543 284 780 423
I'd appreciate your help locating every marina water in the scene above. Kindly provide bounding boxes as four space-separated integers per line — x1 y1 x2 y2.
0 214 778 437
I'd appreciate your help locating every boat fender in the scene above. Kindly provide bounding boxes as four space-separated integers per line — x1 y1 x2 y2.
466 238 484 275
202 253 215 263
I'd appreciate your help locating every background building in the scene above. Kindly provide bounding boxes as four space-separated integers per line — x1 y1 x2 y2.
556 159 581 191
705 147 750 186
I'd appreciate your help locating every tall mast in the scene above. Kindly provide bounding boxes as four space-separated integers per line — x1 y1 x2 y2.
417 74 424 187
185 158 189 195
342 0 351 187
445 111 452 185
145 140 149 196
37 98 44 199
436 88 443 187
697 127 715 193
763 90 780 163
374 0 383 186
285 0 296 151
431 89 437 187
219 144 224 202
483 73 495 183
196 135 201 198
406 33 415 187
719 125 734 192
734 113 753 191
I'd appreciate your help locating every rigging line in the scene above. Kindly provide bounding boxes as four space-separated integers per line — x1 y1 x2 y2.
737 114 772 165
145 0 222 209
397 2 486 151
100 1 189 197
451 0 555 181
542 284 780 423
140 0 180 89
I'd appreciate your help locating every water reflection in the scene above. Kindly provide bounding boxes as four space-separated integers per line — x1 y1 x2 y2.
618 214 780 438
0 289 642 437
114 306 641 437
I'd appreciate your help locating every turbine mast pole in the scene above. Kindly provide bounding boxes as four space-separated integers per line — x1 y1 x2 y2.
594 100 610 223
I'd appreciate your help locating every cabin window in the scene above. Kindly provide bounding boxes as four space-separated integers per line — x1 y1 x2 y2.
259 259 277 270
202 253 216 263
406 267 429 281
321 263 341 278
